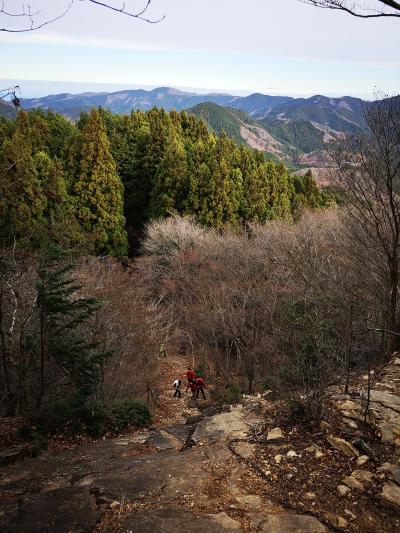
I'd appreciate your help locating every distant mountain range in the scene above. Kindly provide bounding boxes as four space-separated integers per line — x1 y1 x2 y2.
0 86 374 170
0 99 16 119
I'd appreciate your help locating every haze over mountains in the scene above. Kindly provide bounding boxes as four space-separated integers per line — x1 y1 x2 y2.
1 86 371 171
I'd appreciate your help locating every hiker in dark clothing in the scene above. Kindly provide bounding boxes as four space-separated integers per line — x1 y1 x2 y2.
188 381 197 399
195 376 206 399
173 379 182 398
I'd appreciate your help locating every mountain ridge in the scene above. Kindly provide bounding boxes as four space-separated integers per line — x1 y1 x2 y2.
1 86 384 174
18 86 367 133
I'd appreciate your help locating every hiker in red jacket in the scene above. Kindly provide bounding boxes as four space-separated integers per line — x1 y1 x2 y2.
195 376 206 400
186 367 195 391
188 381 197 399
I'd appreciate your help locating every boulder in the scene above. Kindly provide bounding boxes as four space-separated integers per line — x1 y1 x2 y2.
337 485 350 496
380 481 400 512
338 517 349 529
327 436 359 458
343 477 364 491
356 455 369 467
286 450 299 458
338 400 361 412
377 463 400 485
370 390 400 410
343 470 374 491
191 405 257 445
267 427 284 441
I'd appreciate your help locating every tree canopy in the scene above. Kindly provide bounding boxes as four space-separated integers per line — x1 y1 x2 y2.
0 106 330 254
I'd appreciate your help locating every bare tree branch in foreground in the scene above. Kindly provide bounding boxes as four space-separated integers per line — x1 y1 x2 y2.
0 0 165 32
0 85 20 109
329 94 400 357
300 0 400 18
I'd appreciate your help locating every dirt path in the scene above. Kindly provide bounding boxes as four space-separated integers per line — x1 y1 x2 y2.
150 353 196 426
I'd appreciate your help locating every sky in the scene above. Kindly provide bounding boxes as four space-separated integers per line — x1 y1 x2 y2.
0 0 399 98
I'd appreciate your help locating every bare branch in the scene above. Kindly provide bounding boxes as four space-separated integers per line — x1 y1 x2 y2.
85 0 165 23
300 0 400 18
0 0 164 32
0 1 73 32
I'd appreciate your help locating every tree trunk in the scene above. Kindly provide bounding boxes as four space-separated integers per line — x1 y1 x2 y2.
37 304 45 410
387 261 399 359
0 286 10 396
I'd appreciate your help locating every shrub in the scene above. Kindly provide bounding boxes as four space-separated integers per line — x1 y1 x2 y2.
32 399 109 437
287 394 323 428
26 397 152 441
142 216 208 258
112 399 152 430
194 361 207 378
218 383 242 404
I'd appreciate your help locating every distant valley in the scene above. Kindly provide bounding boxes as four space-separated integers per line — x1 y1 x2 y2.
1 86 371 174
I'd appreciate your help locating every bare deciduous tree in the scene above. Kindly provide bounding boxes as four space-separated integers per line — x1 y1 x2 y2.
299 0 400 18
329 95 400 357
0 0 164 32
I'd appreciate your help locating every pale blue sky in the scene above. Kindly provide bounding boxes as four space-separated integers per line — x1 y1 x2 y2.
0 0 399 98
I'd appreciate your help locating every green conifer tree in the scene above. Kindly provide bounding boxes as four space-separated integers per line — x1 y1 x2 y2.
149 134 188 218
72 109 128 256
0 129 46 247
35 247 110 407
33 151 81 246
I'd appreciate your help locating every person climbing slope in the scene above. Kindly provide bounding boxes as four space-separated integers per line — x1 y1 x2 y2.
186 367 195 390
187 380 197 399
173 379 182 398
195 376 206 399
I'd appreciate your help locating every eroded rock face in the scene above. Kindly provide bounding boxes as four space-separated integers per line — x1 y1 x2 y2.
2 486 98 533
0 395 348 533
191 405 261 445
123 508 242 532
250 512 326 532
92 447 215 501
146 429 183 452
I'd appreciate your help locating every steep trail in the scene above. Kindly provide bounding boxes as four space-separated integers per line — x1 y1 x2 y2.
0 357 328 532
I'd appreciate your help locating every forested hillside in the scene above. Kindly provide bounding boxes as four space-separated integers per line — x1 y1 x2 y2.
0 108 329 255
12 87 388 176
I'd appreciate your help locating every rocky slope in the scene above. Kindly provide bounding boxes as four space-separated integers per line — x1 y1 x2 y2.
0 399 327 533
2 356 400 532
